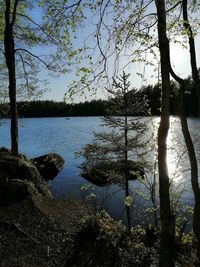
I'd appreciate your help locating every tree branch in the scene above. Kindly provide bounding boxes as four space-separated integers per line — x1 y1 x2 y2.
16 12 54 42
16 51 29 88
11 0 19 27
15 48 51 70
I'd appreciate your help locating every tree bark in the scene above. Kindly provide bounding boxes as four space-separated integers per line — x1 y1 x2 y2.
182 0 200 117
179 0 200 258
4 0 18 155
124 73 131 232
170 67 200 264
155 1 175 266
179 85 200 263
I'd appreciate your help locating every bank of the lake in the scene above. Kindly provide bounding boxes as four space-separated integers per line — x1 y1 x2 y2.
0 196 89 267
0 116 199 266
0 116 199 225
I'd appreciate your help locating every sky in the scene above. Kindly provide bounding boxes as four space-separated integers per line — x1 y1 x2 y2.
21 1 200 103
40 39 200 103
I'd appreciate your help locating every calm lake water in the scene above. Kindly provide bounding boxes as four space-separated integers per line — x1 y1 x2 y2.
0 116 200 226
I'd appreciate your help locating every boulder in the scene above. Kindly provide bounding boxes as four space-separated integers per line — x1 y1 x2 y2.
81 160 144 186
81 167 112 186
0 179 29 205
31 153 65 181
0 148 52 205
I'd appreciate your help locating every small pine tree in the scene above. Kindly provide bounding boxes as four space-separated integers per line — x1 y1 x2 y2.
80 71 149 231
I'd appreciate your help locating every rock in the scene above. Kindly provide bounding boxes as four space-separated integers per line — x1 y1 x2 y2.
31 153 65 181
81 160 144 186
0 148 52 205
81 167 112 186
0 179 29 205
0 147 11 154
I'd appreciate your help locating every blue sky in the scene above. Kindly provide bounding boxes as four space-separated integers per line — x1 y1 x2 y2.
27 1 200 103
40 37 200 102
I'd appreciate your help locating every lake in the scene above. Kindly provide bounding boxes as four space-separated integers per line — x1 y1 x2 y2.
0 116 199 226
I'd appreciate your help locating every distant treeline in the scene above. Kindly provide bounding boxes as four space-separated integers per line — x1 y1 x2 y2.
0 77 198 117
0 99 108 118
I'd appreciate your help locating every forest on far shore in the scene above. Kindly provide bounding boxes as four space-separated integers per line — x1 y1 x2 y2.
2 0 200 265
0 77 198 118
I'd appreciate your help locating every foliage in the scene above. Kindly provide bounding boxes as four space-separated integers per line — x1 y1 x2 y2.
80 72 148 170
78 210 158 266
25 180 40 196
78 72 150 233
0 72 199 117
81 210 125 246
0 0 89 99
124 195 133 207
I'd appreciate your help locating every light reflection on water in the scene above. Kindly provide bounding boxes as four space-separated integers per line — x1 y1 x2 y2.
0 116 200 225
151 116 198 184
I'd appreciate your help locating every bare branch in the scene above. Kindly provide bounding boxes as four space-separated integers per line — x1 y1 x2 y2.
16 12 54 42
11 0 19 27
16 51 29 88
15 48 51 70
166 1 182 14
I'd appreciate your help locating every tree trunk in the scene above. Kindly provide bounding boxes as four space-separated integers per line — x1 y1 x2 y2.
180 0 200 258
124 175 131 232
182 0 200 117
124 79 131 232
4 0 18 155
179 84 200 263
151 165 159 227
155 1 175 266
170 65 200 263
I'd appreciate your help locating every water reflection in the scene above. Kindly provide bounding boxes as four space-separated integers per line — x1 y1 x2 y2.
167 117 185 184
151 116 194 186
0 116 199 221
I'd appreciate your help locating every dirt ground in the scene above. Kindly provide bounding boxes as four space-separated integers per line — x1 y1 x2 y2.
0 196 197 267
0 196 89 267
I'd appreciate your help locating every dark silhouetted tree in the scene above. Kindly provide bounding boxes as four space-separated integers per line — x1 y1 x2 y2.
80 72 148 232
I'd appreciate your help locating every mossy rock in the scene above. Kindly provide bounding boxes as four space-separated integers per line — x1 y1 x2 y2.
0 148 52 205
31 153 65 181
81 160 144 186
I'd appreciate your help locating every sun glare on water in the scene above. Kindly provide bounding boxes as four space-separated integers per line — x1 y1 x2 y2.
152 117 186 185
